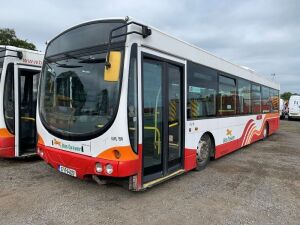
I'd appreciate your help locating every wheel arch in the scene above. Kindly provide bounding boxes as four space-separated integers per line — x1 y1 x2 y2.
265 120 270 135
201 131 216 158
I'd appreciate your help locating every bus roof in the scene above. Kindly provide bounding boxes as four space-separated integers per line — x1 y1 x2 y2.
46 17 280 90
0 45 44 55
127 18 280 90
0 45 44 67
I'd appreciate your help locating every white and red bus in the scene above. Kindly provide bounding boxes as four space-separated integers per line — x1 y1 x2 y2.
0 46 43 158
36 17 280 190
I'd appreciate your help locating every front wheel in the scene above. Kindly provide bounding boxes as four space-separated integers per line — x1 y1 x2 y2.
195 134 212 171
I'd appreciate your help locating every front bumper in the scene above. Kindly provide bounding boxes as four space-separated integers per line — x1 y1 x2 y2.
37 144 139 179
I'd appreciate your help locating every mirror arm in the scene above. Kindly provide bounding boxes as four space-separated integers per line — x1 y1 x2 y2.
105 21 152 69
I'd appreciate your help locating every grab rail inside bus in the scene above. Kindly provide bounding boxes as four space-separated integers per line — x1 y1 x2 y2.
5 115 35 121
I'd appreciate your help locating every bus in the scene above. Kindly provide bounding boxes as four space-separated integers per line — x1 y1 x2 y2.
0 46 43 158
36 17 280 191
288 95 300 120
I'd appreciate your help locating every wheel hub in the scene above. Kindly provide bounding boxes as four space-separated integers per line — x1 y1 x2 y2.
196 141 209 162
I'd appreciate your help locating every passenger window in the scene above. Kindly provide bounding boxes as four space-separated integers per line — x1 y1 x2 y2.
270 89 279 112
261 86 271 113
218 75 236 116
237 79 251 114
187 62 217 119
251 84 261 114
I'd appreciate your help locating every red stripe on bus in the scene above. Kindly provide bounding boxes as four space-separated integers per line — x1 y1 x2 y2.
0 136 15 158
0 147 15 158
184 148 197 171
137 144 143 190
215 115 279 158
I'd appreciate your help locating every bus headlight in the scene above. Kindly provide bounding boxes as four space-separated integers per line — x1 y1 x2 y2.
105 164 113 175
95 162 103 173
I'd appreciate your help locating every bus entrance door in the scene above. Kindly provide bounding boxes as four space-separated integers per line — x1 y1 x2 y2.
141 51 185 185
14 64 40 156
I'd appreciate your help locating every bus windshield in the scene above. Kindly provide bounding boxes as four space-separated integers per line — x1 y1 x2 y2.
39 52 122 136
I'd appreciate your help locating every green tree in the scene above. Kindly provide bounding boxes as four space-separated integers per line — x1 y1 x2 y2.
281 92 299 101
0 28 36 50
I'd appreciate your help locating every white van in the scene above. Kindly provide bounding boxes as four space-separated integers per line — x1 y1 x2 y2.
288 95 300 120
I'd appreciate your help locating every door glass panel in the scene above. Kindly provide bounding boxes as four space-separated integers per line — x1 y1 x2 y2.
19 69 40 153
3 63 15 133
128 44 138 153
143 59 163 176
168 65 181 168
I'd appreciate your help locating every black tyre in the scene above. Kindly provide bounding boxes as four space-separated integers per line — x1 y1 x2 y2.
195 134 212 171
263 123 269 140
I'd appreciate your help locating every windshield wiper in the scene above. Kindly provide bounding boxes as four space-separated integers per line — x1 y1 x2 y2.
64 53 84 60
78 58 105 64
57 64 82 68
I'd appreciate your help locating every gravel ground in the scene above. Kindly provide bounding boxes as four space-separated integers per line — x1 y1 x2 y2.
0 120 299 225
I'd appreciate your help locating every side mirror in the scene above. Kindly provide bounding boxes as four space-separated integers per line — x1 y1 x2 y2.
104 51 121 82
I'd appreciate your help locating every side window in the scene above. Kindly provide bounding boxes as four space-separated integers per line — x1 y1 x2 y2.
271 89 279 112
3 63 15 133
251 84 261 114
237 79 251 114
187 62 217 119
127 44 138 153
218 75 236 116
261 86 271 113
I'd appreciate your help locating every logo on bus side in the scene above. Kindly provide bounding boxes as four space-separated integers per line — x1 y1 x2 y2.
52 138 84 152
223 129 235 143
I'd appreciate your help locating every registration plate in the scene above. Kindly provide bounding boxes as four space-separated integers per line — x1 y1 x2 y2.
58 165 77 177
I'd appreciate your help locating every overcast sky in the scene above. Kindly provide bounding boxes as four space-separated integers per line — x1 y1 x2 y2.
1 0 299 93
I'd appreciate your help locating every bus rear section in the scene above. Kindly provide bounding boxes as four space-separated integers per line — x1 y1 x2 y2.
0 46 44 158
288 95 300 120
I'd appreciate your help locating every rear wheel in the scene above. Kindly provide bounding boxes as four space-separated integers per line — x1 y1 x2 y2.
195 134 212 171
263 123 269 140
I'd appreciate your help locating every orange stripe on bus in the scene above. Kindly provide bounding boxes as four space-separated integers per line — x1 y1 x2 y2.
0 128 14 138
97 146 138 161
37 134 45 145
